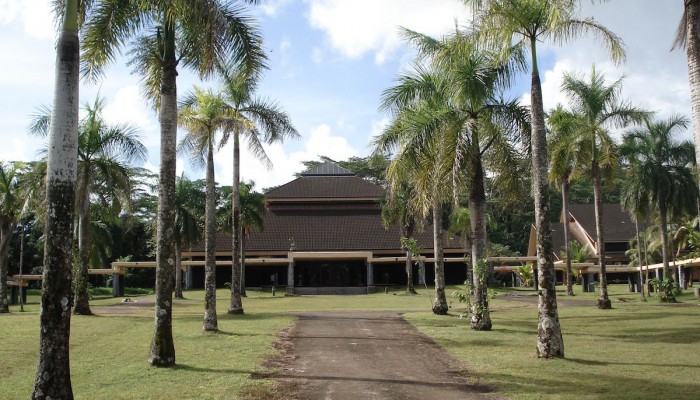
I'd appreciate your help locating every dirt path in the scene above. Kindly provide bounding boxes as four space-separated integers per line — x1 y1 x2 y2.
265 311 494 400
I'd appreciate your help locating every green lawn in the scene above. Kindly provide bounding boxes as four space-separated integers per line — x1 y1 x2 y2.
1 284 698 399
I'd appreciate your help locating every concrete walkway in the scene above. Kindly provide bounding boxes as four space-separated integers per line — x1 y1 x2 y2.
268 311 494 400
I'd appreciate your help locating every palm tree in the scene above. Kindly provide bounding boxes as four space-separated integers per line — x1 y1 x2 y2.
239 181 265 296
381 182 420 295
0 162 24 313
218 63 298 314
82 0 266 367
559 67 647 309
173 176 205 300
178 87 231 329
31 97 147 315
466 0 625 356
548 106 584 296
32 0 82 396
673 1 700 195
620 115 697 295
376 33 528 329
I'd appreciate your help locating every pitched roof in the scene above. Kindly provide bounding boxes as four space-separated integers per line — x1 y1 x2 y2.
567 203 636 242
203 208 462 253
266 176 385 200
302 162 355 176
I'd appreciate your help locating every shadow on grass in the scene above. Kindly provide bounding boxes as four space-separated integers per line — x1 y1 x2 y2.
567 358 700 369
173 363 252 375
479 368 700 399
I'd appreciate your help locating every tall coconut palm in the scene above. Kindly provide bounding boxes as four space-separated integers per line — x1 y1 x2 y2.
178 87 231 329
560 67 648 309
673 1 700 195
381 182 420 295
376 33 529 329
218 63 298 314
82 0 266 366
239 180 265 296
0 162 24 313
32 0 83 396
465 0 625 357
548 106 584 296
172 176 205 300
31 97 146 315
620 115 697 296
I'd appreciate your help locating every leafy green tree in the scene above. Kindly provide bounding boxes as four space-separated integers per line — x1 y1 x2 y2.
620 115 697 298
0 162 25 313
32 0 83 396
466 0 625 356
218 63 298 314
559 66 647 309
32 97 147 315
82 0 266 366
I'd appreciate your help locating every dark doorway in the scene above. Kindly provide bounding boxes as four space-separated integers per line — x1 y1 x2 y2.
296 260 366 287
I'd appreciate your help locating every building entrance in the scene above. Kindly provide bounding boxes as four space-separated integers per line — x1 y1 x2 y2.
295 260 366 287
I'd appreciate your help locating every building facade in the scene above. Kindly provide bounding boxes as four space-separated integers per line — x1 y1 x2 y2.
185 162 468 294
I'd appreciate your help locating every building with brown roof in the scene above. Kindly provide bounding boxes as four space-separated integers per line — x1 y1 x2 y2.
185 162 468 294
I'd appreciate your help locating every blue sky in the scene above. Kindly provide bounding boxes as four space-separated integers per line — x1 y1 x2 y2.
0 0 687 190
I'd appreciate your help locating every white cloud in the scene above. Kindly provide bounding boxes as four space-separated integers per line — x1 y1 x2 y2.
0 0 55 40
260 0 293 16
102 85 159 149
307 0 470 64
519 1 691 139
212 123 359 190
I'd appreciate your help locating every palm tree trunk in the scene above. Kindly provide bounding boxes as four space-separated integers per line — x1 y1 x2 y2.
229 130 244 314
686 1 700 198
659 200 671 281
562 178 574 296
469 152 491 331
174 241 183 299
241 227 247 297
634 217 646 301
642 221 651 296
32 2 79 396
592 162 611 309
73 186 92 315
148 20 177 367
405 248 416 294
432 200 448 315
0 221 14 313
529 37 564 358
204 139 218 331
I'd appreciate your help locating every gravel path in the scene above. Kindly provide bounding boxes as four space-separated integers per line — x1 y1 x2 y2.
265 311 494 400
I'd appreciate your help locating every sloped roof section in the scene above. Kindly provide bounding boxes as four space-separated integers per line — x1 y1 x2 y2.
267 176 385 199
302 162 355 176
203 208 462 253
568 203 635 242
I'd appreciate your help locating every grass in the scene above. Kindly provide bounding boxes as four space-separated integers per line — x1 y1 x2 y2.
406 284 700 400
1 284 698 399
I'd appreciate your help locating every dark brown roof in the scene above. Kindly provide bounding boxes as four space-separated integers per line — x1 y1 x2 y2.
550 223 567 261
266 176 385 200
568 203 636 242
201 208 462 253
